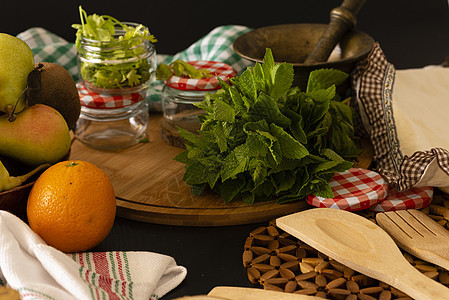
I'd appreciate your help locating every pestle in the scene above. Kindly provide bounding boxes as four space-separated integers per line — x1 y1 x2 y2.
304 0 367 64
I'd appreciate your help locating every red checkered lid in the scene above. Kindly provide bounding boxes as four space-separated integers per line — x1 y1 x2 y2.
368 186 433 212
164 61 237 91
307 168 389 211
77 83 146 109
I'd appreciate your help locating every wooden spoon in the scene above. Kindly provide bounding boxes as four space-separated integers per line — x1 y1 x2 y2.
276 208 449 300
173 286 322 300
208 286 322 299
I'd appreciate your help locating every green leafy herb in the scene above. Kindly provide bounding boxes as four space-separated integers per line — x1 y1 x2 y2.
156 60 212 81
175 48 360 204
72 6 157 89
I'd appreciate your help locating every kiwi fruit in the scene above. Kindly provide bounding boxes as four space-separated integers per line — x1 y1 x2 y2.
27 62 81 129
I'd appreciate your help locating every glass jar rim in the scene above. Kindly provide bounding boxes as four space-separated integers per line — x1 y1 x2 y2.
79 22 152 44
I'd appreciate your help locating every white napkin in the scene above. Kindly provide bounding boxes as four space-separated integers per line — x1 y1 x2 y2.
0 211 187 300
392 65 449 192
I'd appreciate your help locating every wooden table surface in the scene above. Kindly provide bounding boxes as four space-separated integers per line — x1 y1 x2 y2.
74 2 449 298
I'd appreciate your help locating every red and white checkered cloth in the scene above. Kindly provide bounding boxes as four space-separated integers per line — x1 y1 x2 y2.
77 83 146 109
368 186 433 212
164 61 237 91
307 168 389 211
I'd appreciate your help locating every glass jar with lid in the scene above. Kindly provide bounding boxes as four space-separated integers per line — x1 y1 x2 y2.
75 84 149 150
160 61 237 146
74 22 156 150
77 22 157 95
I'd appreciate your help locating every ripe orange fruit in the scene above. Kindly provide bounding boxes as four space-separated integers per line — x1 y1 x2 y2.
27 160 116 253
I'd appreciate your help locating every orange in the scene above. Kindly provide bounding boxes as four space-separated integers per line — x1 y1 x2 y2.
27 160 116 253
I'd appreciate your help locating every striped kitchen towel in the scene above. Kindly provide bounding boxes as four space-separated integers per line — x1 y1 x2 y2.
0 211 187 300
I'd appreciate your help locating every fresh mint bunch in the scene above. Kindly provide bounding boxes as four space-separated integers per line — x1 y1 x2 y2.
175 49 359 204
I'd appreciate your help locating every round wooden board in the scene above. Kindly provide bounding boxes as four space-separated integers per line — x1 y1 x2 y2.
70 113 371 227
70 113 313 226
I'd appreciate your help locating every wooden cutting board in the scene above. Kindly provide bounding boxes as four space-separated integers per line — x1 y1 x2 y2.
70 113 371 227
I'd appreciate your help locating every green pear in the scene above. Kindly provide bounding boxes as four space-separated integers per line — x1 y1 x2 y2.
0 33 35 114
0 104 71 167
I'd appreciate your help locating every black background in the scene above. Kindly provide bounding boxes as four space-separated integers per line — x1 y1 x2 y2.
2 0 449 69
2 1 449 299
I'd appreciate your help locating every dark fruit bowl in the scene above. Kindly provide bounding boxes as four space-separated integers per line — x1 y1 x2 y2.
0 149 71 217
0 181 35 216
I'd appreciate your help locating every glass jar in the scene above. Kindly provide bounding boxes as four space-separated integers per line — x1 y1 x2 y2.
76 98 149 150
77 22 157 95
162 86 209 133
161 61 237 135
75 22 156 150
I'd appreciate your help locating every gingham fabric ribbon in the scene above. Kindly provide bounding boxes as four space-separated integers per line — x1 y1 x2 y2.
77 83 146 109
307 168 389 211
17 25 254 111
164 61 237 91
0 211 186 300
352 43 449 192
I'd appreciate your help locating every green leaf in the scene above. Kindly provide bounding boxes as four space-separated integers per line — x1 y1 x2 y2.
220 177 246 203
262 48 275 85
182 161 209 185
270 62 294 100
250 93 290 128
270 124 309 160
126 69 141 86
241 192 255 205
232 67 258 101
213 99 235 122
157 60 212 80
174 150 188 164
177 127 203 147
306 69 349 93
282 109 307 144
156 63 173 81
271 170 296 194
221 144 249 181
213 122 228 153
245 134 269 157
251 159 268 187
253 63 267 93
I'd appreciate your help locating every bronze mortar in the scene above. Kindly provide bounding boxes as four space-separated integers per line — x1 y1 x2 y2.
233 23 375 92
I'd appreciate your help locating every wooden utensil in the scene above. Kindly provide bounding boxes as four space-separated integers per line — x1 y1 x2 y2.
207 286 322 299
376 209 449 271
276 208 449 300
172 286 322 299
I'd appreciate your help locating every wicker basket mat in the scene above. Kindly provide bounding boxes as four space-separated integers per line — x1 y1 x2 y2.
242 191 449 300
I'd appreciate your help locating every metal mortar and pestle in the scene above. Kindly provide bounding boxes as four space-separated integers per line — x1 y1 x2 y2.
233 0 374 92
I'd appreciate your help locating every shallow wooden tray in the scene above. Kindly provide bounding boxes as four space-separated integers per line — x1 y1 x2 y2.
70 113 371 227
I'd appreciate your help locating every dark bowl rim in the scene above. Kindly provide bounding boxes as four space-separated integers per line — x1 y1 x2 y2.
233 23 375 67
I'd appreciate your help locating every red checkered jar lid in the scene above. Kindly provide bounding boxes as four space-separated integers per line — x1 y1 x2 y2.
77 83 146 109
368 186 433 212
164 61 237 91
307 168 389 211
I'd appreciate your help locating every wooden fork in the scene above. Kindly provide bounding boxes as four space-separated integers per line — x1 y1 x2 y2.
376 209 449 271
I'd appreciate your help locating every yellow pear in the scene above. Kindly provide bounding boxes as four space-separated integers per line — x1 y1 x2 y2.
0 104 71 167
0 33 35 114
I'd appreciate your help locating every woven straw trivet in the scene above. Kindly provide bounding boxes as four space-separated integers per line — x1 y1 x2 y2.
242 190 449 299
